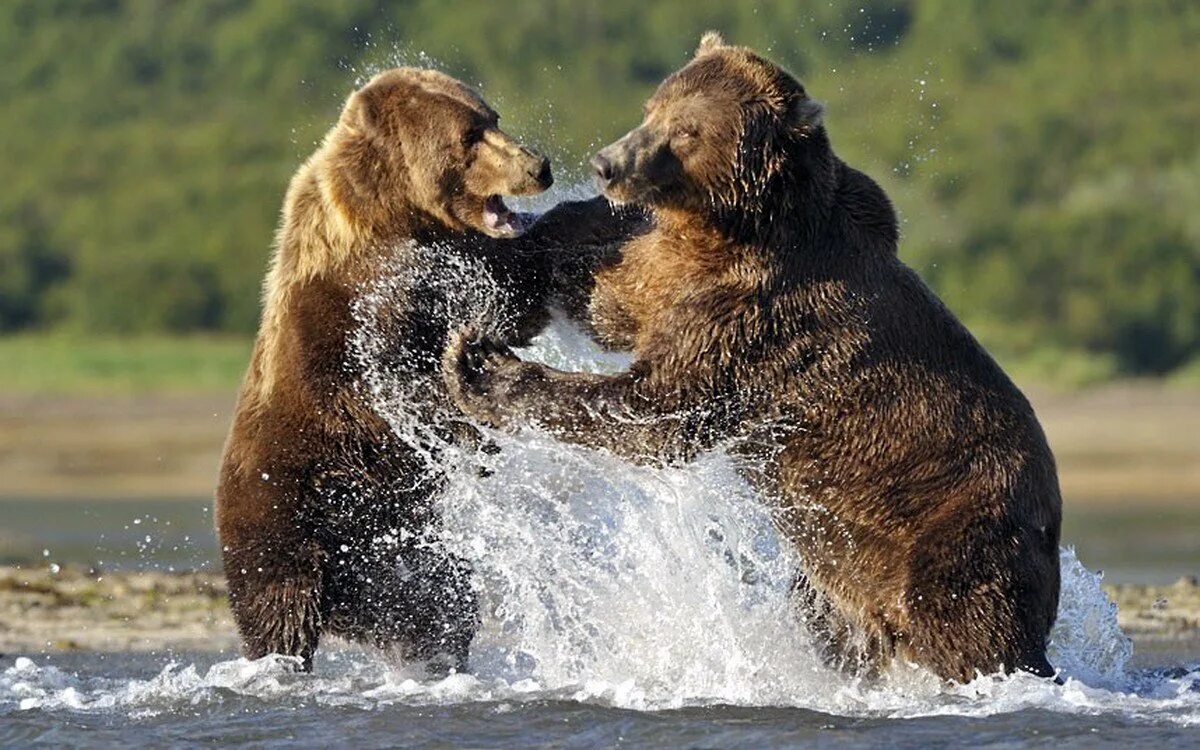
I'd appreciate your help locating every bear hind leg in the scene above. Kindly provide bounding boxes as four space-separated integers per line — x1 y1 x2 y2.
224 537 325 671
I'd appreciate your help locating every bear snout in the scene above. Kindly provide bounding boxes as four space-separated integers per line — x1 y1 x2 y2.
593 127 661 197
529 155 553 190
591 153 616 186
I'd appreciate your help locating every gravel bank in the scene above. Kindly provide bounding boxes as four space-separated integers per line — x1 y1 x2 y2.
1 566 1196 657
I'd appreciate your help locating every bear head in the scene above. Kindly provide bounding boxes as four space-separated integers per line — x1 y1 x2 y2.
332 68 553 238
590 33 830 239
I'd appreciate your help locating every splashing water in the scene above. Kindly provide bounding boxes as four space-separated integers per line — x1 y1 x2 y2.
3 212 1197 739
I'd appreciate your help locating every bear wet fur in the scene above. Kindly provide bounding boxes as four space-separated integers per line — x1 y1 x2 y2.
216 68 636 671
444 35 1062 683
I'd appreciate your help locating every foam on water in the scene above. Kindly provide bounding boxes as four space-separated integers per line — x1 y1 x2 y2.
3 222 1197 728
3 535 1197 725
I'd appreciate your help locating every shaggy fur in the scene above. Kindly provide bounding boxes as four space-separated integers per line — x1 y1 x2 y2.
444 36 1061 682
217 68 635 671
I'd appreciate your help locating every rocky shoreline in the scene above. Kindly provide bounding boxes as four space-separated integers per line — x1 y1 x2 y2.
1 565 1198 657
0 565 236 654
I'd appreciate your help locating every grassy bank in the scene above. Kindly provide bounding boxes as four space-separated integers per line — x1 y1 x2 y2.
1 383 1198 507
1 335 1199 507
0 335 252 395
3 333 1198 396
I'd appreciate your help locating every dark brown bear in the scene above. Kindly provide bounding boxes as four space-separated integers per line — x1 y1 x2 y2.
216 68 632 672
444 34 1062 682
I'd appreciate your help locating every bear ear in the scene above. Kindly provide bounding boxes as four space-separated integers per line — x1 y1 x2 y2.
343 87 383 138
695 30 726 57
788 96 825 134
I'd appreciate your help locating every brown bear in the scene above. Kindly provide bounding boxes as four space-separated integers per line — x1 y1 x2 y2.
443 34 1062 683
216 67 634 672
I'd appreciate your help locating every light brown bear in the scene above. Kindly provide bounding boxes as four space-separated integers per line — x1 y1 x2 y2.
444 35 1061 682
216 68 632 672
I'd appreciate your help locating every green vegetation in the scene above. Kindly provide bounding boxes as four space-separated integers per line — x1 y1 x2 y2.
2 0 1198 382
0 335 250 394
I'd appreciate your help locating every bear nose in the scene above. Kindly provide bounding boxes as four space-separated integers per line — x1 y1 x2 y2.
531 156 552 188
590 154 614 185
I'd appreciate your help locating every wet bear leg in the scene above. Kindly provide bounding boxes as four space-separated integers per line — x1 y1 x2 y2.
223 534 325 670
790 572 889 675
320 537 479 675
399 548 479 674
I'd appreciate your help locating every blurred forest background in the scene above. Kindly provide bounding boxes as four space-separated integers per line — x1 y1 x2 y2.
1 2 1197 583
2 0 1199 387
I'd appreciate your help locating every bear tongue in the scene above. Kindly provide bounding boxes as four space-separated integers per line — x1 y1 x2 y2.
483 195 527 236
483 195 510 229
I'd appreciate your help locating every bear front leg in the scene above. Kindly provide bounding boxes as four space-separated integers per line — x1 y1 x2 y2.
525 197 646 258
521 197 647 326
441 327 710 465
222 533 325 670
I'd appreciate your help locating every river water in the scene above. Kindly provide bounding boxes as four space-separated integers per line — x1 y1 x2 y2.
2 216 1198 746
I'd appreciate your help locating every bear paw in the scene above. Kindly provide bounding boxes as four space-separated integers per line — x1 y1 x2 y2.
442 326 527 427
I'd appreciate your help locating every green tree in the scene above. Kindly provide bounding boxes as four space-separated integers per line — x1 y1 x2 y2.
0 0 1197 377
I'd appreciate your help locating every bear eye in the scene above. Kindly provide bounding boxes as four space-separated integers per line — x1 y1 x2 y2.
674 127 699 142
461 127 485 146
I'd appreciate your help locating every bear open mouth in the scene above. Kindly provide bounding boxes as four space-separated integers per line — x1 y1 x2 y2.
482 194 529 237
